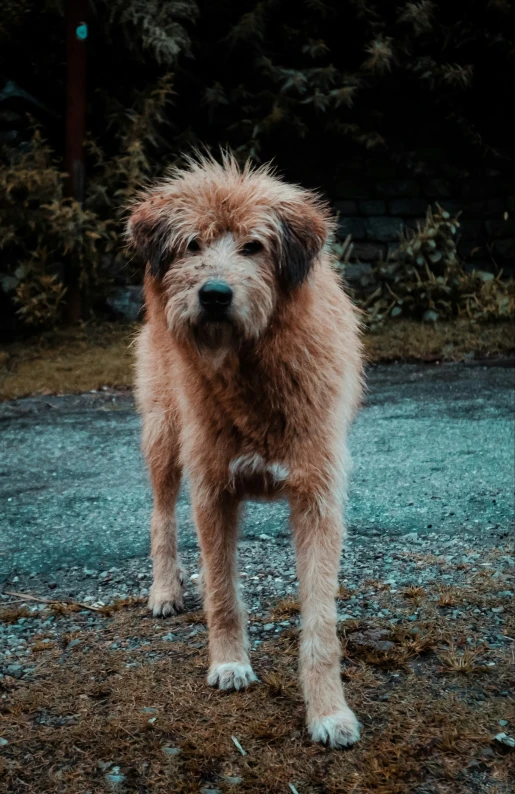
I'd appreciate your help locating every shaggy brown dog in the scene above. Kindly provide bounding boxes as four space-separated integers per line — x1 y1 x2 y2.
128 155 363 748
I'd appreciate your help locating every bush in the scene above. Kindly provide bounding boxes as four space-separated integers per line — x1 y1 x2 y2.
0 75 174 327
338 205 515 326
0 1 514 330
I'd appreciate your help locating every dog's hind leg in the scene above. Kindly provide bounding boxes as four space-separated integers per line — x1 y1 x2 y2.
290 488 360 748
143 408 184 617
193 489 257 691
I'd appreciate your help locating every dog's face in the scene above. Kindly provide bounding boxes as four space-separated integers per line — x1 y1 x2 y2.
127 156 333 348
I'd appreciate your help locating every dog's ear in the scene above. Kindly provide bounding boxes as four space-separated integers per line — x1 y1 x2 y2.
127 196 174 279
276 201 330 290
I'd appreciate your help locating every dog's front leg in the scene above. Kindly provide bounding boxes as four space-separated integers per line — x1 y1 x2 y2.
291 491 360 748
193 489 257 691
143 415 184 618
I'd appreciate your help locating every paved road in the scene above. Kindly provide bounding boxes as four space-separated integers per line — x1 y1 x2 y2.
0 365 513 581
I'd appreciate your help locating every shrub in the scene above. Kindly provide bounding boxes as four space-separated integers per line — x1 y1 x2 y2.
0 75 174 327
340 205 515 325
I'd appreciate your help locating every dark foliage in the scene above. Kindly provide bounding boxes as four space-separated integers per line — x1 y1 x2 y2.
0 1 514 329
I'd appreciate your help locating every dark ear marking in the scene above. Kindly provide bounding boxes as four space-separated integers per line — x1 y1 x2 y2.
278 219 324 290
129 216 171 279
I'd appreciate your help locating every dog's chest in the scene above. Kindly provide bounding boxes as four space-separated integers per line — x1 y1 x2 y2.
228 452 289 490
201 359 296 455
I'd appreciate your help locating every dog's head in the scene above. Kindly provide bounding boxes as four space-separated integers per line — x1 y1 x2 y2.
127 154 333 348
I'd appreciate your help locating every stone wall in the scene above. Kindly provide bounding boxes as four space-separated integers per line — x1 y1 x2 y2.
331 173 515 274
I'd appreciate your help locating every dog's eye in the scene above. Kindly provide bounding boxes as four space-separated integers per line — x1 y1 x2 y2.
187 239 201 252
242 240 263 256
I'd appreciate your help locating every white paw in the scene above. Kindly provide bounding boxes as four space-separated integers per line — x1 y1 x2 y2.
148 570 184 617
207 662 258 691
309 707 361 748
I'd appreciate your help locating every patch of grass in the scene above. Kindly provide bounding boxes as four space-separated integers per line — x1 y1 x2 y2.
48 602 82 617
1 318 514 401
178 609 206 625
96 596 147 616
1 557 513 793
402 585 426 599
261 671 299 700
1 621 512 793
437 647 489 675
364 318 514 364
269 598 300 620
0 322 137 400
0 606 34 623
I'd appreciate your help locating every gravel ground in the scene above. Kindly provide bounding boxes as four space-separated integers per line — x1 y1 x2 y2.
1 363 514 792
1 362 513 674
1 528 513 677
1 363 513 579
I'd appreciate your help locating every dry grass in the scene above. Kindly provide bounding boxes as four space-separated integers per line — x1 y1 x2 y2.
364 318 515 364
0 322 137 400
0 606 33 624
1 577 513 794
402 585 426 599
437 647 489 675
1 319 513 401
269 599 300 620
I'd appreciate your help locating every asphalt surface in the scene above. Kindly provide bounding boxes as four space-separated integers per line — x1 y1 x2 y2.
1 364 513 581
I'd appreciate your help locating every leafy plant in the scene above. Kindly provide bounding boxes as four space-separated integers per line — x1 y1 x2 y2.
0 0 514 331
15 272 67 328
345 205 515 325
0 71 175 327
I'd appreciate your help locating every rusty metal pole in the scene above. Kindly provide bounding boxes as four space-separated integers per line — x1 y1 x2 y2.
64 0 89 324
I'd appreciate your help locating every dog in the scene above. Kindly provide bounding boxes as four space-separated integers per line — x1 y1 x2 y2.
127 154 363 748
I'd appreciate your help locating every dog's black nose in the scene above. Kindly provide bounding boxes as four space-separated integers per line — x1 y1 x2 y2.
199 281 233 313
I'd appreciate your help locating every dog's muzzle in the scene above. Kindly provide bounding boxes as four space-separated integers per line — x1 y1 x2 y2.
198 280 233 320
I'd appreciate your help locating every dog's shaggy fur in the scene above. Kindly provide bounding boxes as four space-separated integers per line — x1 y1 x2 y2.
128 155 363 748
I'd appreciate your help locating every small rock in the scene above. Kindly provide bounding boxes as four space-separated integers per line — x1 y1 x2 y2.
348 629 395 652
499 720 508 727
494 732 515 749
263 623 275 631
162 746 181 756
491 607 504 614
259 533 271 540
162 633 175 641
105 772 126 786
225 776 243 785
0 737 8 746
